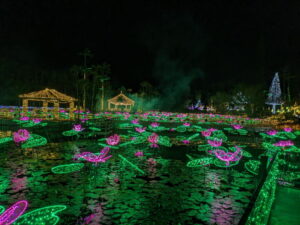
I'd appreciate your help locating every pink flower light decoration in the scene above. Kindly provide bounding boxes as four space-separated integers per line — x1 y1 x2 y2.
19 116 29 121
73 124 84 132
148 133 159 148
214 146 242 166
13 129 30 143
208 139 223 147
283 127 293 132
74 147 112 164
183 122 191 127
106 134 120 146
32 118 42 124
208 128 217 132
131 119 139 124
135 127 146 133
274 140 294 147
0 200 28 225
232 124 243 130
182 140 190 144
134 151 144 157
201 130 212 137
151 122 160 127
266 130 277 136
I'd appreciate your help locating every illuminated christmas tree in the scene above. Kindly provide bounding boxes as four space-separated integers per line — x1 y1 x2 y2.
266 72 283 114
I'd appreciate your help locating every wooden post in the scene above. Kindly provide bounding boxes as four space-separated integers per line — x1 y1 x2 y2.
69 101 74 120
22 99 29 112
42 101 48 118
54 101 59 119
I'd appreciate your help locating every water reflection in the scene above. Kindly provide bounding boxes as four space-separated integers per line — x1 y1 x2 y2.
0 141 258 224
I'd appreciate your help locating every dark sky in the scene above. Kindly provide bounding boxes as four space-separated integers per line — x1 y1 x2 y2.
0 0 300 103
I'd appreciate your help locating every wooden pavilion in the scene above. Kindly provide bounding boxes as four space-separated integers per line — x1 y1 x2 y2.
107 92 135 112
19 88 77 119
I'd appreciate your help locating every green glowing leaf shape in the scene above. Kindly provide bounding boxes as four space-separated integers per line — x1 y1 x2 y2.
118 154 145 174
213 158 239 167
0 137 13 144
0 205 5 215
88 127 101 131
176 126 187 132
51 163 84 174
21 134 47 148
245 160 261 175
187 133 200 141
187 157 213 167
158 136 172 147
14 205 67 225
62 130 80 136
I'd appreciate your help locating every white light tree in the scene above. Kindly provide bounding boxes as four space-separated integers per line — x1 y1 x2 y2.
266 72 283 114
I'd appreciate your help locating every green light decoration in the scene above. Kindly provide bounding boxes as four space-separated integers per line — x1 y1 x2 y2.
228 146 252 157
148 126 167 132
88 127 101 131
0 136 13 144
21 134 47 149
119 141 135 147
246 154 279 225
191 125 203 132
284 145 300 153
237 129 248 135
294 130 300 136
51 163 84 174
245 160 261 175
158 136 172 147
118 154 145 174
186 157 214 167
119 123 134 128
197 144 212 151
213 158 239 167
14 205 67 225
211 130 228 142
0 205 5 215
262 142 280 151
176 126 187 132
187 133 200 141
98 143 119 149
131 136 147 144
276 131 296 140
62 130 80 136
186 154 194 161
259 132 276 140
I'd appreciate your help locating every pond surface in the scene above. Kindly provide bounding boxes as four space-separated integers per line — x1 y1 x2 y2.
0 139 260 225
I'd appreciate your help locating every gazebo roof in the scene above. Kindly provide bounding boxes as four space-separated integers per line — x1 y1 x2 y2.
19 88 77 102
108 92 134 105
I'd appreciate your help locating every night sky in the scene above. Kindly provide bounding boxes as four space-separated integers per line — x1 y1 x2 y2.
0 0 300 106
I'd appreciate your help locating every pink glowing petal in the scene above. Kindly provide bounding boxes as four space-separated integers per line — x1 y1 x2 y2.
0 200 28 225
106 134 120 146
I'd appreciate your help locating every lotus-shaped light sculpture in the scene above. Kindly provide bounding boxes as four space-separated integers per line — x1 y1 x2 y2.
73 124 84 132
208 138 222 147
232 124 243 130
273 140 294 147
106 134 120 146
135 127 146 133
148 133 159 148
150 122 160 128
283 127 292 132
201 130 212 137
266 130 277 136
13 129 30 144
214 146 242 166
74 147 112 164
